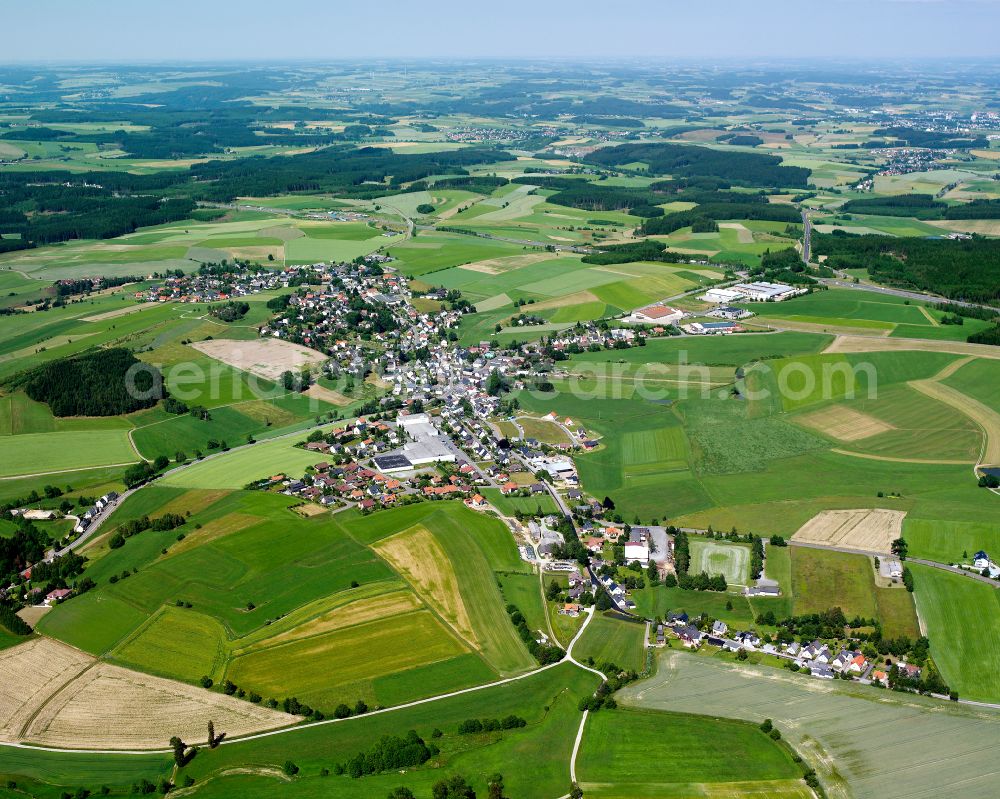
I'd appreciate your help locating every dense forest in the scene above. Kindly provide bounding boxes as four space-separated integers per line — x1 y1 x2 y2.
640 202 800 235
8 348 164 417
841 194 1000 220
0 146 513 251
812 232 1000 302
187 145 513 201
581 240 689 265
581 142 811 187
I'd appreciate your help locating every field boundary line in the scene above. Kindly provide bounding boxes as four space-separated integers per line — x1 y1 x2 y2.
830 448 973 465
917 305 941 327
0 461 140 480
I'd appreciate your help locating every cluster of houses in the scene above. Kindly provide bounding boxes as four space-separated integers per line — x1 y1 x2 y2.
266 451 484 514
136 265 290 303
71 492 120 535
660 613 894 683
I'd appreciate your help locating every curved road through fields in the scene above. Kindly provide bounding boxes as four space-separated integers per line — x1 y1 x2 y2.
1 605 605 757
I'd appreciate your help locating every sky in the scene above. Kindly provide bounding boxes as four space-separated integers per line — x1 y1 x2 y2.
2 0 999 62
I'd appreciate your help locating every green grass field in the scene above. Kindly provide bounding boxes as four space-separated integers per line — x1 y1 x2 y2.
0 429 138 476
911 564 1000 702
624 650 1000 799
631 584 755 628
577 707 808 798
790 547 877 619
39 493 530 710
481 488 560 517
573 611 647 672
160 433 331 489
338 502 535 675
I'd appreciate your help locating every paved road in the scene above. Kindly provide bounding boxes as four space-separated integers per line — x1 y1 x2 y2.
801 210 811 264
819 278 1000 313
48 488 138 559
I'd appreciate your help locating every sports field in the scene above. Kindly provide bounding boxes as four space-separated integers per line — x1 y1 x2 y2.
623 650 1000 799
689 538 751 585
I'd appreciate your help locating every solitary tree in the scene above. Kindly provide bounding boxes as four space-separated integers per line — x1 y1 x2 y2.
891 537 909 560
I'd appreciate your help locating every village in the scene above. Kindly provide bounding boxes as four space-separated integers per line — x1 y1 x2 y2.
0 252 954 709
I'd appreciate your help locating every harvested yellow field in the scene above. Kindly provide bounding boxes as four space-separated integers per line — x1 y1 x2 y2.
304 382 351 406
459 252 565 275
911 379 1000 467
373 525 475 646
190 338 327 381
795 405 894 442
0 639 92 741
926 219 1000 236
791 509 905 554
824 335 1000 359
0 638 295 749
24 662 297 749
81 304 161 323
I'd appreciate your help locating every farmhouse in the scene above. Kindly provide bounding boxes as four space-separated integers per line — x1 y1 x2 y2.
623 304 685 326
45 588 72 605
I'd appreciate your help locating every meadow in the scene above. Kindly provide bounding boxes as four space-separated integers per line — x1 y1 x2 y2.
160 432 336 489
623 650 1000 799
577 707 809 799
790 546 919 638
340 502 536 676
572 611 647 672
38 492 526 710
911 564 1000 702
